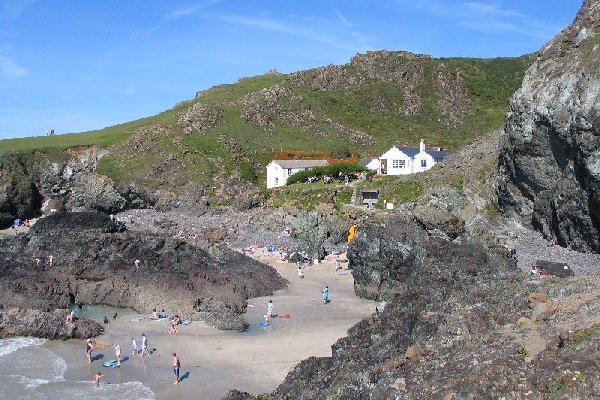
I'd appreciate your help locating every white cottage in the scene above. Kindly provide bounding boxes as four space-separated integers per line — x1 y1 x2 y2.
266 159 328 188
379 140 449 175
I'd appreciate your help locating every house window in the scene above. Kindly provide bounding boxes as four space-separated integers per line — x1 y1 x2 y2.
392 160 405 168
288 169 292 174
421 159 427 168
275 177 279 185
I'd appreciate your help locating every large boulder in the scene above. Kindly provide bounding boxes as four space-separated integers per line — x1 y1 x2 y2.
498 0 600 252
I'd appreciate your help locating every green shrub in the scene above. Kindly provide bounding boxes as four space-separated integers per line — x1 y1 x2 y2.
548 377 563 394
286 163 366 186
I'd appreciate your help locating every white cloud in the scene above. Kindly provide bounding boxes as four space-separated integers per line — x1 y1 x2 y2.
0 55 28 78
209 13 368 53
399 0 561 39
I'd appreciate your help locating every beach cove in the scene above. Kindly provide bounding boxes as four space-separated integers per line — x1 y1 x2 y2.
1 251 376 400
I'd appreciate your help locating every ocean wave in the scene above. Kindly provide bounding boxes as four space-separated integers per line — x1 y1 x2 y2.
0 337 46 359
37 380 156 400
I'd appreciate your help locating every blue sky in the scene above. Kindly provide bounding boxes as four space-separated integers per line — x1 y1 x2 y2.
0 1 582 139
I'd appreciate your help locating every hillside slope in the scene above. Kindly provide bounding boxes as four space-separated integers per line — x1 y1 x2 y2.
0 52 529 210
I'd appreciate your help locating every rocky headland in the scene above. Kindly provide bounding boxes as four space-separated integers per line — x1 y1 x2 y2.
0 210 289 337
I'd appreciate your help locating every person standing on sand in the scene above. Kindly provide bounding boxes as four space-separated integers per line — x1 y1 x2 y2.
297 265 304 279
131 337 138 355
94 371 103 387
322 286 329 304
173 353 180 384
141 333 148 356
86 339 94 363
114 342 121 366
267 300 274 320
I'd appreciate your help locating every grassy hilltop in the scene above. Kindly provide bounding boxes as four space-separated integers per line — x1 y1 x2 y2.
0 50 531 195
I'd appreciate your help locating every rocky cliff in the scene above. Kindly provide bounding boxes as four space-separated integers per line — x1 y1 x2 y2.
223 215 600 399
0 211 288 336
498 0 600 252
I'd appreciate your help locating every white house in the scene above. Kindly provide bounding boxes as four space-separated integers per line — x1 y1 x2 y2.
379 140 449 175
266 159 328 188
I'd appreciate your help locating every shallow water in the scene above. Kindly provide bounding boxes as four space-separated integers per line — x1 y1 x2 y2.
70 304 136 323
0 337 155 400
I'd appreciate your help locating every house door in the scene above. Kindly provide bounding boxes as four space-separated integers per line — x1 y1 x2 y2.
380 159 387 174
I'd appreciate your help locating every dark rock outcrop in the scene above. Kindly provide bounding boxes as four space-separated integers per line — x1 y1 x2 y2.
0 152 43 226
0 308 103 340
0 211 287 337
257 213 600 399
498 0 600 252
267 216 531 399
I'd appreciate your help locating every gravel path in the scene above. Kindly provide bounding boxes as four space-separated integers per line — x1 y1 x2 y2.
500 221 600 276
115 208 305 252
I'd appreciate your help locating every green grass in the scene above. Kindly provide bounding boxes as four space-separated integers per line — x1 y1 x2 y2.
269 182 353 210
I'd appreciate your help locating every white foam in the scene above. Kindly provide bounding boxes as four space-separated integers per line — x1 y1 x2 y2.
20 376 51 389
0 337 46 359
46 380 156 399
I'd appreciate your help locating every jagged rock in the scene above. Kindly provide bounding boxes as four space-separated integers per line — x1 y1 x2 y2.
222 389 262 400
498 0 600 252
270 217 529 399
412 185 468 239
176 102 224 134
0 211 287 336
288 64 363 92
0 308 103 340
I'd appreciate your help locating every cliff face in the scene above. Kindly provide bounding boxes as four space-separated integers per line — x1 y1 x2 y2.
498 0 600 251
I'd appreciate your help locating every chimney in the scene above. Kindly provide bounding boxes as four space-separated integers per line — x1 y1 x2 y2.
419 139 425 152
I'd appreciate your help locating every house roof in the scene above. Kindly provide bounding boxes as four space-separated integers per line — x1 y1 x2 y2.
358 157 378 167
425 150 450 159
394 146 420 157
389 145 450 159
271 159 328 169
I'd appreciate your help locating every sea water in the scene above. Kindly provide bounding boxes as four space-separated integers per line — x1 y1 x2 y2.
0 337 155 399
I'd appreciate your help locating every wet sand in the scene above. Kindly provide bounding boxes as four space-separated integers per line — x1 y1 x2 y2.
43 251 376 400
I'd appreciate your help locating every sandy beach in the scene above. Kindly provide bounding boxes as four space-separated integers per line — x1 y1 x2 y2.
41 250 376 400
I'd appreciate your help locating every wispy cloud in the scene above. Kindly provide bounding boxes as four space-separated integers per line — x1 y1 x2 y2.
0 55 28 79
400 0 561 39
0 0 37 20
146 0 222 35
333 8 351 27
209 13 368 53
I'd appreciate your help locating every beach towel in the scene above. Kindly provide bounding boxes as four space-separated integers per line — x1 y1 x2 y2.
129 317 145 322
103 360 119 368
258 321 270 327
180 320 192 325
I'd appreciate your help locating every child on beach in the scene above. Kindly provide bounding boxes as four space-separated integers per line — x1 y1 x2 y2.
322 286 329 304
297 265 304 279
267 300 274 320
94 372 103 387
141 333 148 356
131 337 138 355
114 342 121 366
